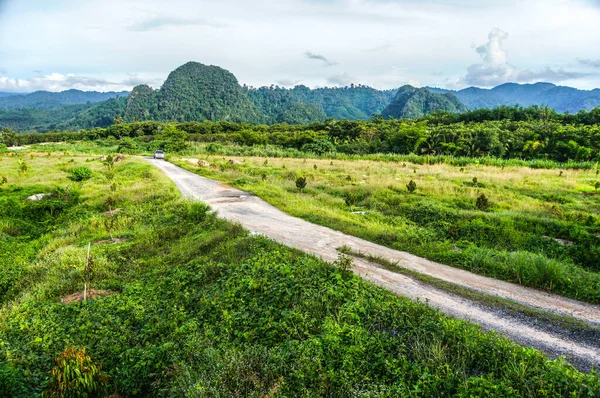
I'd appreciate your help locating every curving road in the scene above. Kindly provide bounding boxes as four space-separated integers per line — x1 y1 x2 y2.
147 158 600 370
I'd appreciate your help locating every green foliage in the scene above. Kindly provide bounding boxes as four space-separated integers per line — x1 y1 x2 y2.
407 179 417 193
300 139 336 155
382 85 468 119
476 193 490 211
159 124 188 153
295 176 307 191
0 175 7 186
68 166 93 182
18 158 27 174
116 137 138 154
42 347 108 398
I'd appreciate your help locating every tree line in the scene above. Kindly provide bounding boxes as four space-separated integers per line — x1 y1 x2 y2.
2 105 600 163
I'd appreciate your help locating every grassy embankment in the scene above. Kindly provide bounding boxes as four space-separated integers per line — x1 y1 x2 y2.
174 153 600 305
1 154 599 396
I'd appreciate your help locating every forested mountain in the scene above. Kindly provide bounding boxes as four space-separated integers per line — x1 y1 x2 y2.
0 89 128 109
246 84 396 122
382 85 468 118
123 62 265 124
427 83 600 113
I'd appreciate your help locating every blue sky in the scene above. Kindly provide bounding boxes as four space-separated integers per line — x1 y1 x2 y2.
0 0 599 92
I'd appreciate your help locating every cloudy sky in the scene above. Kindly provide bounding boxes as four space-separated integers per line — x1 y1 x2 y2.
1 0 600 93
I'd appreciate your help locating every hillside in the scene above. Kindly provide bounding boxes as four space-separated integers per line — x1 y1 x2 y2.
427 82 600 113
247 84 396 122
0 89 128 109
382 85 468 118
155 62 265 123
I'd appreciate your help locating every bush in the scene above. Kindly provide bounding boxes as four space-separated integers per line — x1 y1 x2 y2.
68 166 93 181
406 179 417 193
295 176 307 191
42 347 108 398
476 193 489 211
300 139 336 155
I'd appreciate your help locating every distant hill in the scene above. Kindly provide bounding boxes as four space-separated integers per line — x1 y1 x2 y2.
0 89 129 109
382 85 468 119
0 92 24 98
426 83 600 113
124 62 265 124
247 85 396 122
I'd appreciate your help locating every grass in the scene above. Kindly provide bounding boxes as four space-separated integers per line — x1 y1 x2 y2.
173 152 600 304
1 155 599 396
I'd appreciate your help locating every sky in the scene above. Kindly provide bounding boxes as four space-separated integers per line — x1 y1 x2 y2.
1 0 600 93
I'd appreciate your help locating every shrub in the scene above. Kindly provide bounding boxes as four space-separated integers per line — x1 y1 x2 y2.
0 176 6 186
18 158 27 174
68 166 93 182
476 193 489 211
300 139 336 155
42 347 107 398
406 179 417 193
295 176 307 191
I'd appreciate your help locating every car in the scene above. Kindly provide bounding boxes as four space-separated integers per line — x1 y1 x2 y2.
154 150 165 159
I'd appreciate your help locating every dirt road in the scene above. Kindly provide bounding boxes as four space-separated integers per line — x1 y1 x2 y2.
147 158 600 370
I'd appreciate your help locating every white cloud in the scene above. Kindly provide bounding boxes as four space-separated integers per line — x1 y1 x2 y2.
128 16 226 32
326 72 354 86
578 58 600 68
459 28 593 87
305 51 337 66
0 72 163 93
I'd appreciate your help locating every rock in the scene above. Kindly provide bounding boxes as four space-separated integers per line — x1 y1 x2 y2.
199 160 210 167
27 193 49 201
229 159 241 165
187 158 200 166
114 155 126 162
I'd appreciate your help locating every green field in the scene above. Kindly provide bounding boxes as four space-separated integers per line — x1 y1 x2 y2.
174 151 600 305
1 154 599 396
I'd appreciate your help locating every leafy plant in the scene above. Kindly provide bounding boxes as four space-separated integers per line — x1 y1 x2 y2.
406 179 417 193
18 158 27 174
68 166 93 182
42 347 108 398
476 193 489 211
0 175 6 186
334 253 354 273
295 176 307 191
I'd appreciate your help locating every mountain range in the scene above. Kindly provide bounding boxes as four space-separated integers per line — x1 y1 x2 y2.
425 83 600 113
0 89 128 109
1 61 600 132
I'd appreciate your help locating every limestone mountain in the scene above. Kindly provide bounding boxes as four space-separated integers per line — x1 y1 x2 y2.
382 85 468 119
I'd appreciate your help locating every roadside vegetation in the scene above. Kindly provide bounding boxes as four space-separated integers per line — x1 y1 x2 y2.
1 156 599 396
